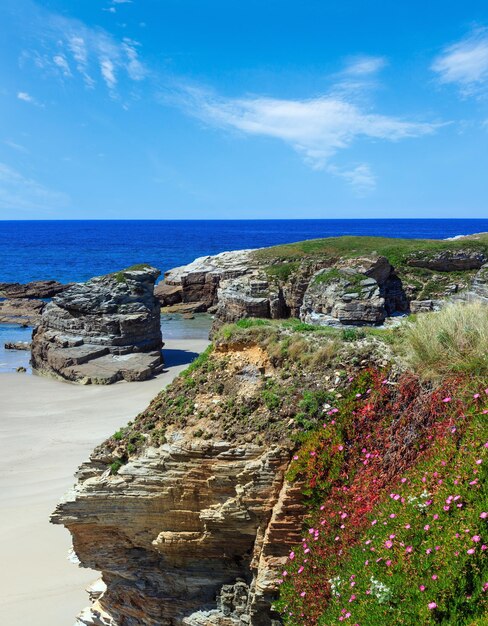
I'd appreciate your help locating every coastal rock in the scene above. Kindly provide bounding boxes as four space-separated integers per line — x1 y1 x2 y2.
161 250 257 309
406 249 487 272
31 265 163 384
0 279 71 299
52 439 303 626
472 263 488 300
0 297 45 325
299 256 407 326
4 340 31 351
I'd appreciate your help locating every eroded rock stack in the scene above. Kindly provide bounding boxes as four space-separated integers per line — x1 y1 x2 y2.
31 265 163 384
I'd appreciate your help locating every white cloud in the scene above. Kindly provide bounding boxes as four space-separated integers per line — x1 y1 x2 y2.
3 140 29 154
53 54 72 76
343 56 387 76
100 58 117 89
17 91 33 103
0 162 69 212
23 10 147 95
432 28 488 96
180 86 439 192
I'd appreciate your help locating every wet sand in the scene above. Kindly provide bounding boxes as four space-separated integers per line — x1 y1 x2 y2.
0 337 209 626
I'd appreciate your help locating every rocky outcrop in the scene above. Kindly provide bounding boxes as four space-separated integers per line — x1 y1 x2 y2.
213 255 409 330
157 236 488 329
0 279 71 299
4 340 31 351
31 265 163 384
0 297 45 325
158 250 257 310
406 249 487 272
300 256 408 327
473 263 488 300
52 438 301 626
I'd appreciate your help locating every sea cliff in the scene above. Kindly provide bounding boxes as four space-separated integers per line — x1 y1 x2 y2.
52 235 488 626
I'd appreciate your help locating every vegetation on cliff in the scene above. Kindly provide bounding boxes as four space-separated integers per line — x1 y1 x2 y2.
274 302 488 625
97 299 487 625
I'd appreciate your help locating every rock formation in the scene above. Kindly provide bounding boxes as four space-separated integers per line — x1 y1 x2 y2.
52 338 308 625
31 265 163 384
156 234 488 329
157 250 256 312
0 279 71 299
0 297 45 325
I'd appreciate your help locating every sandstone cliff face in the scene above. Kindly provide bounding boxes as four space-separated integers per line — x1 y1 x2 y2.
52 339 310 626
31 265 163 384
53 440 301 626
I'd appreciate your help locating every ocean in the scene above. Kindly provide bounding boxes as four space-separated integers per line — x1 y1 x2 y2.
1 219 488 374
1 219 488 285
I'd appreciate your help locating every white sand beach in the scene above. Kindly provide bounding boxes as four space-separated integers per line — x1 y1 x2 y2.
0 337 209 626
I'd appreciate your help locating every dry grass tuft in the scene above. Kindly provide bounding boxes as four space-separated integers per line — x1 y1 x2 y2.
404 301 488 379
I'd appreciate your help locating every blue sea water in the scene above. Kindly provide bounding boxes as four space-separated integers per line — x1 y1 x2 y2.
1 219 488 284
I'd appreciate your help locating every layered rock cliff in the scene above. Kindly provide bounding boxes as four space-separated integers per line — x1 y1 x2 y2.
53 330 346 624
31 265 163 384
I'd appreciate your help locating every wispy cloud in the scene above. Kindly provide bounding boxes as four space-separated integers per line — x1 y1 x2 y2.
17 91 35 104
343 55 387 76
22 8 147 96
0 162 69 212
178 86 439 193
3 140 29 154
432 27 488 96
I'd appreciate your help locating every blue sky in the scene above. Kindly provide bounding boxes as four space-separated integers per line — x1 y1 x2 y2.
1 0 488 219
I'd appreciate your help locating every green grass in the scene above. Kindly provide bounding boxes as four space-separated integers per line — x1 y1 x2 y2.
252 234 488 269
265 262 300 282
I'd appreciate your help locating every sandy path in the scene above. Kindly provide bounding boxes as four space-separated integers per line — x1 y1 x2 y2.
0 337 209 626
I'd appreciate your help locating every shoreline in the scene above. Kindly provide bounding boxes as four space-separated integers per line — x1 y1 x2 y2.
0 336 209 626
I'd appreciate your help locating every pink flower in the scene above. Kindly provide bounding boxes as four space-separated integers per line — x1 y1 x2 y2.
428 602 437 610
419 585 425 591
300 591 306 597
467 548 475 555
298 566 304 574
424 525 430 531
384 540 393 549
474 393 480 399
349 594 356 602
480 512 488 519
443 397 451 403
386 559 392 566
406 546 413 553
289 551 295 560
432 575 438 580
472 535 481 542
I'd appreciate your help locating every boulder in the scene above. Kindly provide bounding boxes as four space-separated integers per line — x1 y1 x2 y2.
0 279 71 299
31 265 163 384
